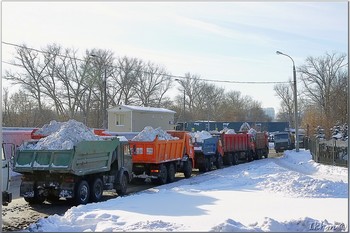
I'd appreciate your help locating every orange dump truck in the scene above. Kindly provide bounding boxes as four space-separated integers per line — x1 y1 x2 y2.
129 131 194 184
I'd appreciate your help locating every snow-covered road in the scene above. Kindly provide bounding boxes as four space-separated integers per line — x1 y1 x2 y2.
24 150 348 232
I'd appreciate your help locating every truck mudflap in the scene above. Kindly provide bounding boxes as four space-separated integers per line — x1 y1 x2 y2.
20 181 35 197
2 191 12 206
20 180 75 199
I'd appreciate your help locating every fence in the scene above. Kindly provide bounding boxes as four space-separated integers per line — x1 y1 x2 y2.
308 137 348 167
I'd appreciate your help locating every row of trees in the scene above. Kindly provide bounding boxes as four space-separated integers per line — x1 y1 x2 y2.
2 43 271 128
274 52 348 139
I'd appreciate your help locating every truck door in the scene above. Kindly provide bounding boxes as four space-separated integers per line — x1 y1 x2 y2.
2 146 10 195
122 144 133 176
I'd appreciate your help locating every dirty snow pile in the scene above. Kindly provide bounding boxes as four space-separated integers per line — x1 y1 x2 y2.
190 130 212 143
221 128 236 134
20 120 101 150
239 122 251 131
248 128 257 136
24 149 348 232
131 126 178 141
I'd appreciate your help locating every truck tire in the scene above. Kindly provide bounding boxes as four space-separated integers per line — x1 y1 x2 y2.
215 154 223 169
24 186 45 205
116 173 128 196
183 160 192 178
157 164 168 185
225 154 233 166
232 153 238 165
167 163 176 183
90 178 103 202
75 180 90 205
199 158 210 172
264 147 269 158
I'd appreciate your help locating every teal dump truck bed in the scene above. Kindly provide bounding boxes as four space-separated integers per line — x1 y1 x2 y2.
14 137 120 176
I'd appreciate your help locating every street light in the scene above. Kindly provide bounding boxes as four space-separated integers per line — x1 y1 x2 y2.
90 54 108 129
276 50 299 152
175 79 186 131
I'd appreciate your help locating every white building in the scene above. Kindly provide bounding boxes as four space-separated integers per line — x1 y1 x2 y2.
107 105 176 132
263 107 275 120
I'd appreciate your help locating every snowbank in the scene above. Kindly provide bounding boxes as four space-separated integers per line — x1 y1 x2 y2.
131 126 178 141
19 120 101 150
24 150 348 232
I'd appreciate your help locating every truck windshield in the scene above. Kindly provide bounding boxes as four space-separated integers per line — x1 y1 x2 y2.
274 134 289 140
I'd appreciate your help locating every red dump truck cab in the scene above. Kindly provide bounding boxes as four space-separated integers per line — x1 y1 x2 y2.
129 131 194 184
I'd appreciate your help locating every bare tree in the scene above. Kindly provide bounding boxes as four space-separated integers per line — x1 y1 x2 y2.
298 52 347 136
134 62 172 107
111 56 141 106
274 82 294 126
4 44 51 113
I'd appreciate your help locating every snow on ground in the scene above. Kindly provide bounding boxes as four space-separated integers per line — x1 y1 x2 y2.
23 149 348 232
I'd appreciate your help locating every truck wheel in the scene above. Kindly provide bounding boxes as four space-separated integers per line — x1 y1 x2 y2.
199 158 210 172
75 180 90 205
183 160 192 178
24 187 45 205
157 164 168 184
167 163 176 183
264 147 269 158
116 173 128 196
90 178 103 202
215 154 223 169
232 154 238 165
225 154 233 166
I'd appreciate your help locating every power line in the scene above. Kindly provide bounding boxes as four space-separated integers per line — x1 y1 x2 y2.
2 41 291 84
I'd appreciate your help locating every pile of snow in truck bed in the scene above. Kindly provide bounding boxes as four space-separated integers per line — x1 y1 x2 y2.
131 126 178 141
189 130 213 143
19 120 101 150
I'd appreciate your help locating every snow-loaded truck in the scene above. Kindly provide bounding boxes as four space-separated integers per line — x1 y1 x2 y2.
221 132 269 165
13 136 132 205
129 131 194 184
192 135 224 172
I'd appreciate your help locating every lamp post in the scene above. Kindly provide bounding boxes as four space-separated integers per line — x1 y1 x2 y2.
276 50 299 152
175 79 186 131
91 54 108 129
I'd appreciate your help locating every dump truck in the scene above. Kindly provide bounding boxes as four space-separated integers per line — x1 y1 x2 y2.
192 135 224 172
2 143 13 206
274 131 295 153
252 132 269 160
13 136 132 205
221 133 254 165
129 131 194 184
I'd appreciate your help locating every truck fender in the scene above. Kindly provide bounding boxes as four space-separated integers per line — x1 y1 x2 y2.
181 155 190 162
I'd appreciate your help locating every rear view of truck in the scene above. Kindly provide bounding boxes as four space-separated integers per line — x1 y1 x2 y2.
192 133 223 172
13 120 133 205
221 133 254 165
252 132 269 159
130 130 194 184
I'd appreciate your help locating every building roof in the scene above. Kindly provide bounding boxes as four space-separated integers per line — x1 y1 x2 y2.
108 104 176 114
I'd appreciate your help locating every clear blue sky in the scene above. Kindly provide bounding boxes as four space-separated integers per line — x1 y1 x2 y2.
1 2 348 114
